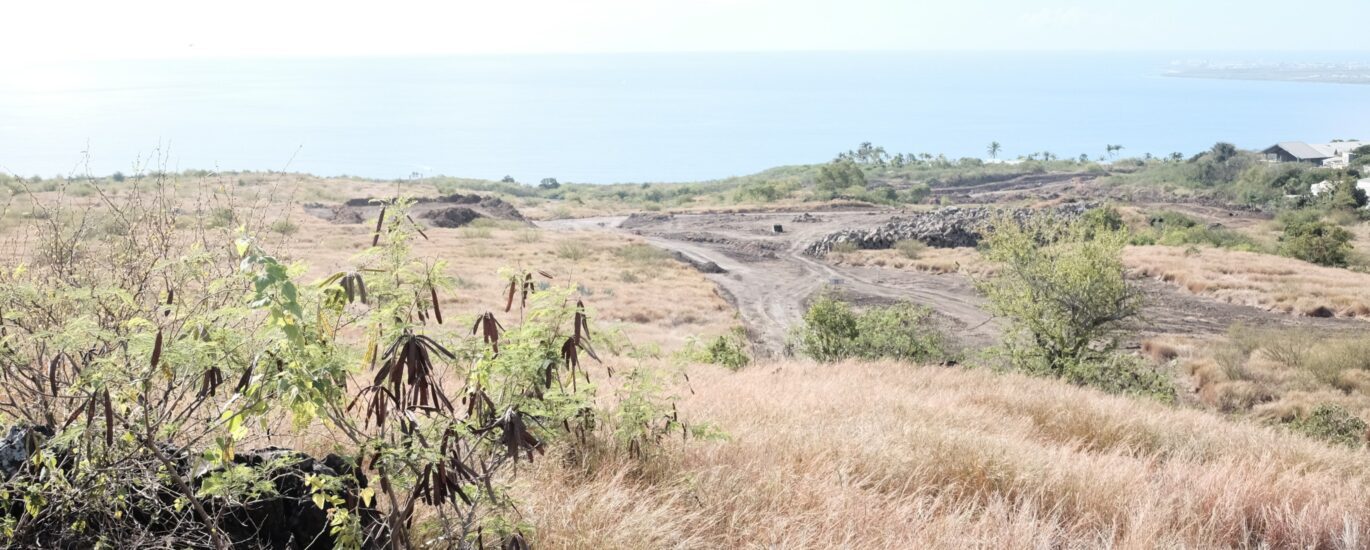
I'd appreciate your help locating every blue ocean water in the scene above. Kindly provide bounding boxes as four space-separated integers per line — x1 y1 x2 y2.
0 52 1366 183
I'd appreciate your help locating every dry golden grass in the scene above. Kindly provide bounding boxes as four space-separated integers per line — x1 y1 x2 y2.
844 243 1370 321
280 209 733 352
1154 329 1370 426
1125 245 1370 318
519 360 1370 549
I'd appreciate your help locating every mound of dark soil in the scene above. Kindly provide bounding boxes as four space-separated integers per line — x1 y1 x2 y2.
421 206 483 228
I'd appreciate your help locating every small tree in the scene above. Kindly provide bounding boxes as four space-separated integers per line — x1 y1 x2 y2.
1280 213 1354 266
1210 142 1239 163
538 177 560 189
1325 176 1367 210
814 159 866 195
978 213 1142 379
987 141 1002 160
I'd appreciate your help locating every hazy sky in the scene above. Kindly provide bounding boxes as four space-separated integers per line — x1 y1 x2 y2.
5 0 1368 62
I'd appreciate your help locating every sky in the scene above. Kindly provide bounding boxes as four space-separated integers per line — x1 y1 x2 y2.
3 0 1368 63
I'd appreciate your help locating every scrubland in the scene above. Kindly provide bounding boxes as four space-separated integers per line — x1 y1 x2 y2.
3 161 1370 549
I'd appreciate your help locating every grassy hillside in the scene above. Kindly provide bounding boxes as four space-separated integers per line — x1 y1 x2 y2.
522 360 1370 548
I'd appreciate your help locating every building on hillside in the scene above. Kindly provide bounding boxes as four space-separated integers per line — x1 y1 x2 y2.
1263 141 1366 166
1309 178 1370 200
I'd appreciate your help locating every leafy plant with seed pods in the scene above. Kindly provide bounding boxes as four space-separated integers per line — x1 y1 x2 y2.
0 183 692 550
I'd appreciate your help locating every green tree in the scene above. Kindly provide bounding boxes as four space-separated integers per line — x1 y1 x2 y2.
1326 176 1367 210
1210 142 1239 163
815 159 866 195
978 214 1143 380
987 141 1002 159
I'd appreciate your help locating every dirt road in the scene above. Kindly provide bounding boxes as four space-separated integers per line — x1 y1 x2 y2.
543 211 999 356
541 210 1363 357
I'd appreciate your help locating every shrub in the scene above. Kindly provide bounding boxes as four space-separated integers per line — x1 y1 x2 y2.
830 241 859 254
1137 210 1260 251
517 229 541 243
205 206 236 229
1286 404 1367 447
894 239 926 259
268 219 299 235
0 195 686 548
977 213 1169 399
793 295 946 363
614 243 671 265
815 159 866 194
1062 353 1175 402
1279 212 1353 266
681 328 751 370
555 240 591 261
458 225 492 239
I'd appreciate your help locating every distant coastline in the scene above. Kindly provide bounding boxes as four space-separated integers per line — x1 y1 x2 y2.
1164 61 1370 85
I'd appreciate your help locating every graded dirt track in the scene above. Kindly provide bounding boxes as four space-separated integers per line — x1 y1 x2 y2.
541 210 1365 357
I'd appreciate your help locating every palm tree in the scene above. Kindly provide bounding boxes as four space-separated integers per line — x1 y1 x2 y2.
987 141 1002 160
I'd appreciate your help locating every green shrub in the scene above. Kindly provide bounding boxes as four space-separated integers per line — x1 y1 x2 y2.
269 219 299 235
894 239 926 259
1287 404 1367 447
206 207 236 229
793 295 946 363
681 328 751 370
1137 210 1261 251
978 213 1173 400
1060 354 1175 402
1279 212 1353 266
815 159 867 195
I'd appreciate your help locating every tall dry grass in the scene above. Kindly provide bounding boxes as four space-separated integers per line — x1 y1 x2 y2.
520 361 1370 549
1125 245 1370 318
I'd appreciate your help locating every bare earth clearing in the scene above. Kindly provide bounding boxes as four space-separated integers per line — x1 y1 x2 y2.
541 207 1363 356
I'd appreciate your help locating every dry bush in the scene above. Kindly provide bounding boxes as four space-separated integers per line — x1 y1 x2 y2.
1140 339 1180 364
1125 245 1370 319
554 240 593 261
520 361 1370 548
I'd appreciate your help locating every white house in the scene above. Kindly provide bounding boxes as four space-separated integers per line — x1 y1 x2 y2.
1310 178 1370 200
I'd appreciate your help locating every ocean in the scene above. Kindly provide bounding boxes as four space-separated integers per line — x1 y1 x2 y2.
1 51 1366 183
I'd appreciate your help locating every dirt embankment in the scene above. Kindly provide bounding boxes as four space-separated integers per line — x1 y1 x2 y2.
306 193 528 228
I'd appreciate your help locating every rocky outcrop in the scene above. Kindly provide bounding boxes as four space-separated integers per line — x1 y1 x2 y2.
803 203 1093 256
670 251 725 274
791 213 823 223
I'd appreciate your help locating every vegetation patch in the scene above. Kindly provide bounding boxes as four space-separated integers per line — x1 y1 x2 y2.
792 294 947 363
1286 404 1368 447
979 212 1173 401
